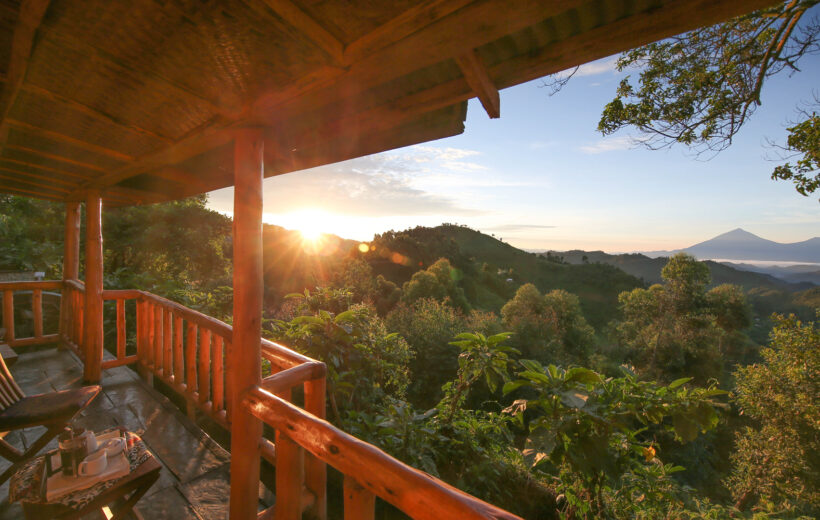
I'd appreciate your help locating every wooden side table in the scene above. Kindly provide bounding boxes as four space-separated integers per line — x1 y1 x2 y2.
9 429 161 520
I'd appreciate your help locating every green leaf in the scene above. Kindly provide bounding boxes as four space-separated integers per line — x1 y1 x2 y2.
502 380 529 395
565 367 602 385
668 377 692 390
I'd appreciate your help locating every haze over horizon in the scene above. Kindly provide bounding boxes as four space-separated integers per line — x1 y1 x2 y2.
207 54 820 253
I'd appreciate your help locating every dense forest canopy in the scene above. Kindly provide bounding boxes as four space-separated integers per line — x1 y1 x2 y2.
1 194 817 518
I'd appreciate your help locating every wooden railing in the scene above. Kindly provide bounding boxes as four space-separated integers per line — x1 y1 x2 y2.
14 279 520 520
61 279 85 357
245 386 523 520
0 280 61 348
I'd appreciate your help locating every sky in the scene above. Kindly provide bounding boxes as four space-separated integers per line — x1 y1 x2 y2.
207 51 820 254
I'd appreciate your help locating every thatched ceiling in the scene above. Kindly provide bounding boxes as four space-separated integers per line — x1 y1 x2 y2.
0 0 778 206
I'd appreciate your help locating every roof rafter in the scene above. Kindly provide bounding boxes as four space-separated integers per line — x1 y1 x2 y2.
21 83 173 144
343 0 473 64
0 171 71 192
7 119 135 162
0 157 95 180
147 166 213 192
43 26 243 119
259 0 344 65
0 164 81 187
4 144 108 173
0 0 51 155
73 122 235 194
454 49 499 118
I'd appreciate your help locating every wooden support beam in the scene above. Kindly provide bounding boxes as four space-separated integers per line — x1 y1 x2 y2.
60 201 80 344
44 26 241 119
0 163 82 186
146 166 212 193
253 0 585 120
63 202 80 280
343 0 472 64
0 172 71 192
5 144 108 173
6 119 135 162
261 0 344 65
228 129 264 520
455 49 499 118
83 191 104 383
0 0 51 155
0 184 63 201
20 83 172 144
0 156 95 180
78 122 233 192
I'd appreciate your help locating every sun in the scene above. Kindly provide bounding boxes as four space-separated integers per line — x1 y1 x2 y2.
283 209 330 243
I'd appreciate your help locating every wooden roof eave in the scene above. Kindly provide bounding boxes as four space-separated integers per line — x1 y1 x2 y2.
0 0 784 206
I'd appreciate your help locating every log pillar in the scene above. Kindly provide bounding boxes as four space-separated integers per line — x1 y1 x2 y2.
228 129 264 520
83 192 104 383
59 202 80 344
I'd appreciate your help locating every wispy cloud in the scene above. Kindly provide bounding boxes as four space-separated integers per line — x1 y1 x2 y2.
574 56 619 77
578 135 644 154
209 150 486 217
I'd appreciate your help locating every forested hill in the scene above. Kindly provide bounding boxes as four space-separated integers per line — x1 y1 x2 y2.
556 249 815 291
363 225 644 329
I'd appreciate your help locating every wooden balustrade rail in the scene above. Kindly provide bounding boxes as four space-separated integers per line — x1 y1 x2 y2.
8 279 518 520
0 280 62 348
245 386 523 520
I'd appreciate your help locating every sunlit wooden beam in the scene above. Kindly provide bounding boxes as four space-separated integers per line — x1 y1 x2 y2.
261 0 344 65
4 144 107 173
21 83 172 144
0 164 79 187
74 122 234 195
6 119 135 162
148 166 212 192
343 0 472 64
0 156 96 179
0 0 51 154
455 49 499 118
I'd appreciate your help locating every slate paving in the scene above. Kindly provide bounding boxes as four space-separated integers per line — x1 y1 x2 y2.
0 346 234 519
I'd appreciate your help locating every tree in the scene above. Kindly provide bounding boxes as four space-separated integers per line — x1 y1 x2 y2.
613 254 750 384
596 1 820 198
503 361 726 517
727 314 819 515
401 257 470 310
501 283 595 366
386 298 468 407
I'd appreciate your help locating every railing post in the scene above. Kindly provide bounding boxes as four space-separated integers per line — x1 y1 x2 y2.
228 128 264 520
304 377 327 520
343 475 375 520
60 201 80 346
2 290 13 344
32 289 42 339
83 192 104 383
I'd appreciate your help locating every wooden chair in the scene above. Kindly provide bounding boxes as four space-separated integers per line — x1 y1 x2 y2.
0 353 100 485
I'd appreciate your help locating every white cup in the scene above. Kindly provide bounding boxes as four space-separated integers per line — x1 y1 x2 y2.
100 437 125 457
78 450 107 477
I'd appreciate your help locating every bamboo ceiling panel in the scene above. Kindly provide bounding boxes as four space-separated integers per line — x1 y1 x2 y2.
0 0 779 206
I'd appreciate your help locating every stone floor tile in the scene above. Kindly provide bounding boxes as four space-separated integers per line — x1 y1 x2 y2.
141 412 228 483
133 485 202 520
178 466 230 520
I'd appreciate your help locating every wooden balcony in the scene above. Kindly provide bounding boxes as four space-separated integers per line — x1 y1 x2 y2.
0 279 522 519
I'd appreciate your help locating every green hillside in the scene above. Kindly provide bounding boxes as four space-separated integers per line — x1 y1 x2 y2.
557 249 812 291
365 225 644 329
